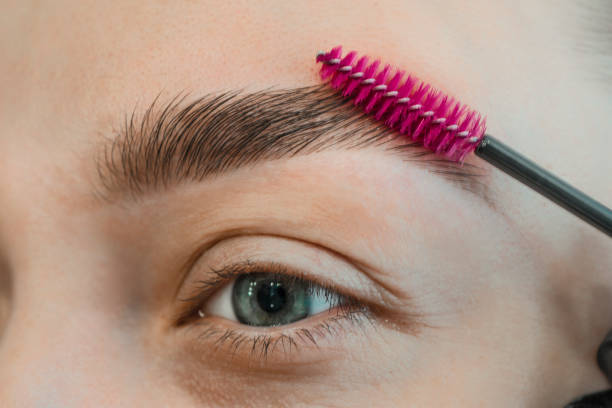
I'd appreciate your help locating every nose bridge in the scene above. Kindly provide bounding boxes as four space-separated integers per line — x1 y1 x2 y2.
0 225 144 407
0 287 143 407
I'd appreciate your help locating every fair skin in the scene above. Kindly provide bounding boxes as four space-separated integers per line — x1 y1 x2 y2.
0 1 611 406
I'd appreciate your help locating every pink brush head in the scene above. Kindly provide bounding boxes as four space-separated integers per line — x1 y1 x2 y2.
316 46 487 162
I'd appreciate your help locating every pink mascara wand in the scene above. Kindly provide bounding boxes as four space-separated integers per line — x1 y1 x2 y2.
315 46 612 237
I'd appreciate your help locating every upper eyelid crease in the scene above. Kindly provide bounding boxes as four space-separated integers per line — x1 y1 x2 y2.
93 85 494 205
173 230 415 310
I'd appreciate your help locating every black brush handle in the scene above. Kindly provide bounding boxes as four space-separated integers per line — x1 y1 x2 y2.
474 134 612 237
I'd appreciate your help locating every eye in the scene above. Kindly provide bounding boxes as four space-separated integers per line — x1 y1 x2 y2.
205 272 341 327
174 260 379 361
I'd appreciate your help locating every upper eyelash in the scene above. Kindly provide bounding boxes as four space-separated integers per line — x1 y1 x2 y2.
175 259 365 326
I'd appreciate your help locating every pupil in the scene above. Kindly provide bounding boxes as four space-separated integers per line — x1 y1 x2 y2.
256 280 287 313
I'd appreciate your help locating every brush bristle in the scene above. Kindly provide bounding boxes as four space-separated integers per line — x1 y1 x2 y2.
315 46 486 162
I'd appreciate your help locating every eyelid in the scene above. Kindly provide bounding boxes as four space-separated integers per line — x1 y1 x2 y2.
174 235 397 320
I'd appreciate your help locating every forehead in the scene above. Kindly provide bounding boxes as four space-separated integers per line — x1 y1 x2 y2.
1 1 494 135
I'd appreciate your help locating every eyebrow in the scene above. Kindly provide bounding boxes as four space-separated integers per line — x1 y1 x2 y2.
95 85 491 203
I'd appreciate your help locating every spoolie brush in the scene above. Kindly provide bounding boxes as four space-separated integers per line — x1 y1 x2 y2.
315 46 612 237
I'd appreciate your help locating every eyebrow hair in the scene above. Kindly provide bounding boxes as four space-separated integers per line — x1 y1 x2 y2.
95 85 491 203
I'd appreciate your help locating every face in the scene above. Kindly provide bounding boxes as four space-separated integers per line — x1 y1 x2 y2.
0 1 610 406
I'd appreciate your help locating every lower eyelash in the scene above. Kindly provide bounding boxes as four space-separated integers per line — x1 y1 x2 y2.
187 306 374 362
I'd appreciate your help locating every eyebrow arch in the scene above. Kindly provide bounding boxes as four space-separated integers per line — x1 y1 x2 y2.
95 85 491 203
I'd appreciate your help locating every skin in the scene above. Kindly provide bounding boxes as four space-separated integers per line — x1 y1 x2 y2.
0 0 611 406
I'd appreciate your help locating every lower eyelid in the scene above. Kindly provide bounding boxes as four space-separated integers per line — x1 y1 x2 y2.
182 306 376 364
201 303 366 332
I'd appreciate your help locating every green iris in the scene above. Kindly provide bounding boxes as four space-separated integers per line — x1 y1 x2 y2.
232 273 325 327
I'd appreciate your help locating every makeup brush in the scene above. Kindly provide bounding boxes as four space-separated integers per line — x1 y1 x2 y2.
315 46 612 237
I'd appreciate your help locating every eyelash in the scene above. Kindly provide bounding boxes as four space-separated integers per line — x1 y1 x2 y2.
175 260 376 361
